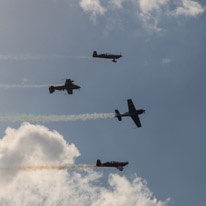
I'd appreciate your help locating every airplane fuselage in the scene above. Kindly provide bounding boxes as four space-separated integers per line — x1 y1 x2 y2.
95 54 121 59
102 161 128 168
65 84 80 90
120 109 145 117
93 51 122 62
96 160 128 171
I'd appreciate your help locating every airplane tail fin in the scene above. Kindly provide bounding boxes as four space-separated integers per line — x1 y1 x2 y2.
49 86 55 94
115 109 122 121
96 159 101 166
93 51 97 57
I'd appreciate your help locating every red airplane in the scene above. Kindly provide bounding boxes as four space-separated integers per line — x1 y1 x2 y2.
92 51 122 63
49 79 80 95
96 159 128 171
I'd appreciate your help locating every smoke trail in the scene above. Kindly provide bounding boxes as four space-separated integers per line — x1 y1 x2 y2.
0 113 116 122
0 84 48 88
0 54 91 61
0 165 97 171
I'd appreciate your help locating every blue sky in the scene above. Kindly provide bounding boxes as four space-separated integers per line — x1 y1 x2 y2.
0 0 205 205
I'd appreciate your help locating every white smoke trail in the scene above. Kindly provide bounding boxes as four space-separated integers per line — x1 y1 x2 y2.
0 113 116 122
0 165 98 171
0 54 91 60
0 84 48 88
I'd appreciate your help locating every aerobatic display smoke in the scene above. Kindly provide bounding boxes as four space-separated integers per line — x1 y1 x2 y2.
0 54 91 60
0 165 97 171
0 123 169 206
0 113 115 122
0 84 48 88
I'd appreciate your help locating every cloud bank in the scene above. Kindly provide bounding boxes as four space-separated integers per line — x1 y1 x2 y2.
0 123 169 206
174 0 206 16
0 123 79 182
79 0 206 32
79 0 106 19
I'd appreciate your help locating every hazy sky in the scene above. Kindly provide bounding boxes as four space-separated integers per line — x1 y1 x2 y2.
0 0 205 206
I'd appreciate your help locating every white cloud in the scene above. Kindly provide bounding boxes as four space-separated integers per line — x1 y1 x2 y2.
174 0 206 17
0 171 169 206
0 123 169 206
137 0 205 32
0 122 80 182
93 174 170 206
109 0 125 9
137 0 169 33
78 0 206 33
138 0 169 13
162 58 172 64
80 0 106 18
138 11 166 34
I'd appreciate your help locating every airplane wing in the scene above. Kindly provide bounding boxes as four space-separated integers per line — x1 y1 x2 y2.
131 116 142 128
54 86 65 91
67 89 73 94
128 99 136 113
117 166 123 171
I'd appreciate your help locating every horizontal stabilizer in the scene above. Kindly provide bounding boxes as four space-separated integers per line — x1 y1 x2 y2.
115 109 122 121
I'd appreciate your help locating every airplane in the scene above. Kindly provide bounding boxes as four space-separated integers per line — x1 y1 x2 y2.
115 99 145 128
92 51 122 63
96 159 128 171
49 79 80 94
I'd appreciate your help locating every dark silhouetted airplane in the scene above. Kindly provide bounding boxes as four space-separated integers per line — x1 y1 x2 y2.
115 99 145 128
49 79 80 94
92 51 122 62
96 159 128 171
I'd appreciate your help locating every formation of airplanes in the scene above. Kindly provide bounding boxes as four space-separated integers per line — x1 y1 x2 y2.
48 51 145 171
